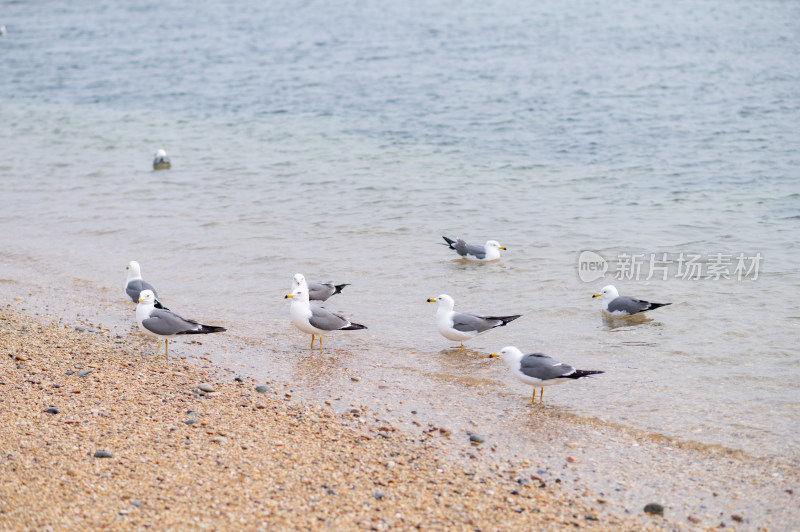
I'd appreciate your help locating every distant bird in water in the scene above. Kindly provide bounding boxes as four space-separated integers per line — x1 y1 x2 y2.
153 149 171 170
592 285 671 316
0 25 7 36
442 236 506 261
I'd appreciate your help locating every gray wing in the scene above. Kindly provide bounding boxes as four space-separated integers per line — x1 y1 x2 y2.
308 282 335 301
308 305 351 331
126 280 158 302
519 353 576 381
454 239 486 259
141 308 202 336
607 296 650 315
451 312 502 333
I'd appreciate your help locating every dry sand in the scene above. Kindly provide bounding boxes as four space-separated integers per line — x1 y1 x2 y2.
0 305 658 530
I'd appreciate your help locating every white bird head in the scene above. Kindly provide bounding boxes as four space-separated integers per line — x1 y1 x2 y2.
126 260 142 279
592 285 619 301
489 346 523 364
138 289 156 305
485 240 507 251
155 149 167 157
285 286 309 303
292 273 308 289
426 294 455 310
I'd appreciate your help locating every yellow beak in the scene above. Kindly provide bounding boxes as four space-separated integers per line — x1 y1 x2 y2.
499 246 507 250
426 298 436 303
284 294 294 299
592 294 600 298
138 298 143 303
489 353 499 358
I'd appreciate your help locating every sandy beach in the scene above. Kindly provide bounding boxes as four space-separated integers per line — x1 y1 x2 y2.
0 304 653 530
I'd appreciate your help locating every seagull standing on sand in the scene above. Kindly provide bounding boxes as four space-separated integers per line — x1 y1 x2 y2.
442 236 506 261
291 273 349 302
136 290 225 358
592 285 671 316
427 294 521 347
490 346 604 403
153 149 171 170
125 261 167 309
285 282 366 350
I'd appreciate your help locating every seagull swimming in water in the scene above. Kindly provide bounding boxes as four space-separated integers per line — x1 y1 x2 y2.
490 346 604 403
592 285 671 316
153 149 171 170
442 236 506 261
136 290 225 358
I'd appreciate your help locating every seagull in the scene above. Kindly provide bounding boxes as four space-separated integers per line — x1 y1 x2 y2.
291 273 349 302
284 284 366 350
135 290 225 358
490 346 604 403
426 294 521 347
125 261 167 309
592 285 671 316
153 149 171 170
442 236 506 261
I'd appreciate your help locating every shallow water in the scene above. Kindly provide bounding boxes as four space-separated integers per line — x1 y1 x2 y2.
1 0 799 466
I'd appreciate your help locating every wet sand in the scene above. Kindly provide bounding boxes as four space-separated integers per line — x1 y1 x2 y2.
0 305 652 530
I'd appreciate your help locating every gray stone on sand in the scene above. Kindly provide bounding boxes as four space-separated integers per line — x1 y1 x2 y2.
644 502 664 516
469 433 486 444
77 370 92 377
45 407 59 414
94 450 113 458
255 385 269 393
198 383 215 393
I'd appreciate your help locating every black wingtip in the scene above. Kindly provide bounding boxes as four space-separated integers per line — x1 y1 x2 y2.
647 302 672 311
570 369 604 379
154 300 170 311
486 315 522 326
342 323 367 330
333 283 350 295
201 325 227 334
442 236 456 249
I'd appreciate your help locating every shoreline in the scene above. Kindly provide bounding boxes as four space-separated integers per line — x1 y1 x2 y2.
1 304 651 530
0 280 797 529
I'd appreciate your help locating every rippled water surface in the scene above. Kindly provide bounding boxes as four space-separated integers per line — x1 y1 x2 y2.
1 0 799 463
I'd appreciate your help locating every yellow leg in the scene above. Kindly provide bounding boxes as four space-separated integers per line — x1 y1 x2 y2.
319 336 323 350
531 388 536 404
310 334 315 349
152 340 161 359
165 338 169 360
540 388 544 402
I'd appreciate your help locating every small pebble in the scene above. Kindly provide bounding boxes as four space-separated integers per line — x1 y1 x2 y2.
198 383 215 393
643 503 664 516
687 516 701 524
65 370 74 375
14 354 27 361
234 376 244 383
373 491 385 500
566 456 579 463
184 419 198 425
93 450 113 458
131 501 142 507
44 407 59 415
76 370 92 377
731 514 743 523
468 433 485 444
351 376 360 382
255 385 269 393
